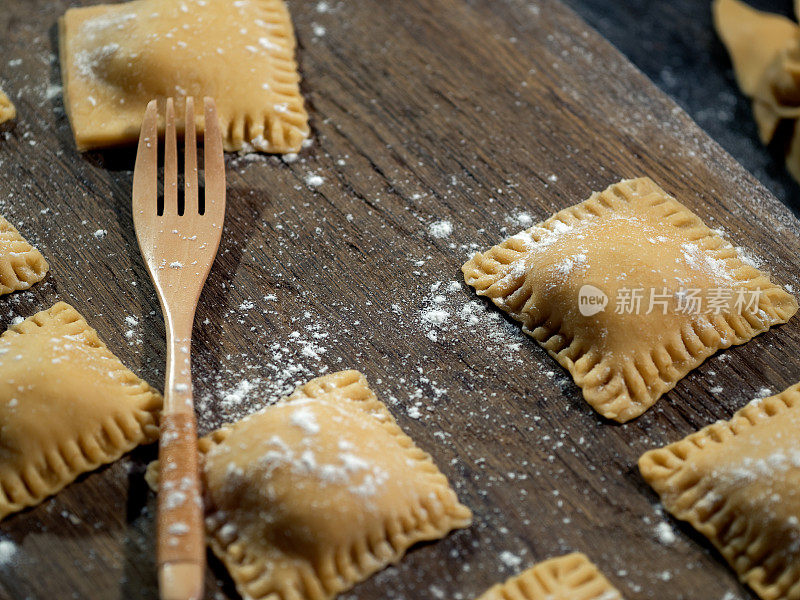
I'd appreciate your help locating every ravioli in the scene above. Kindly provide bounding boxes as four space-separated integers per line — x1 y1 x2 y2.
148 370 472 600
59 0 309 153
0 302 162 519
0 214 48 296
462 177 797 422
640 383 800 600
475 553 623 600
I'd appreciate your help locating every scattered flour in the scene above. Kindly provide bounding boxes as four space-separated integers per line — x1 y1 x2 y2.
289 405 321 435
124 315 141 343
422 309 449 326
219 379 254 407
507 211 534 228
167 522 190 536
655 521 677 545
499 550 523 569
428 220 453 239
305 173 324 187
0 540 16 565
416 280 528 364
228 410 390 499
680 241 734 285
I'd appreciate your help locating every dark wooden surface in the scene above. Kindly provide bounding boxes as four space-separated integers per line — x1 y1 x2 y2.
1 1 799 599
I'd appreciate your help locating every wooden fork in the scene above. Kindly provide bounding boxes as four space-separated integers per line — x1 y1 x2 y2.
133 97 226 600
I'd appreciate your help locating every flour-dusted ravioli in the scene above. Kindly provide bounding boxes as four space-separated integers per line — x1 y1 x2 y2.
462 177 797 422
639 383 800 600
0 214 48 295
475 553 623 600
165 370 471 600
59 0 309 153
0 302 162 520
0 87 14 124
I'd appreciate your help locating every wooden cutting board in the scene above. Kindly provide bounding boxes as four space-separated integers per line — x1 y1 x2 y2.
1 0 799 599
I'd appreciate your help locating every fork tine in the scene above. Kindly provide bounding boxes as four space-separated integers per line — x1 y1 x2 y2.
184 97 199 215
164 98 178 215
132 100 158 215
203 97 226 221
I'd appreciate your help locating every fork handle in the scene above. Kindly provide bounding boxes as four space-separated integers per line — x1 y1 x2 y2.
157 322 205 600
157 412 204 597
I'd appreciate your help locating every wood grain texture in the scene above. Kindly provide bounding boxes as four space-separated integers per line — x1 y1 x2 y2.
1 1 799 599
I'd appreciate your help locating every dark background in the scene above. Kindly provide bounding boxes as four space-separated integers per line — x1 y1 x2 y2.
565 0 800 215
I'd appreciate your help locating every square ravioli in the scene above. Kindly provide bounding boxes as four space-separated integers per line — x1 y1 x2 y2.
0 302 162 519
194 370 471 600
462 177 797 422
0 214 48 295
639 383 800 600
0 87 14 124
59 0 309 153
475 552 623 600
